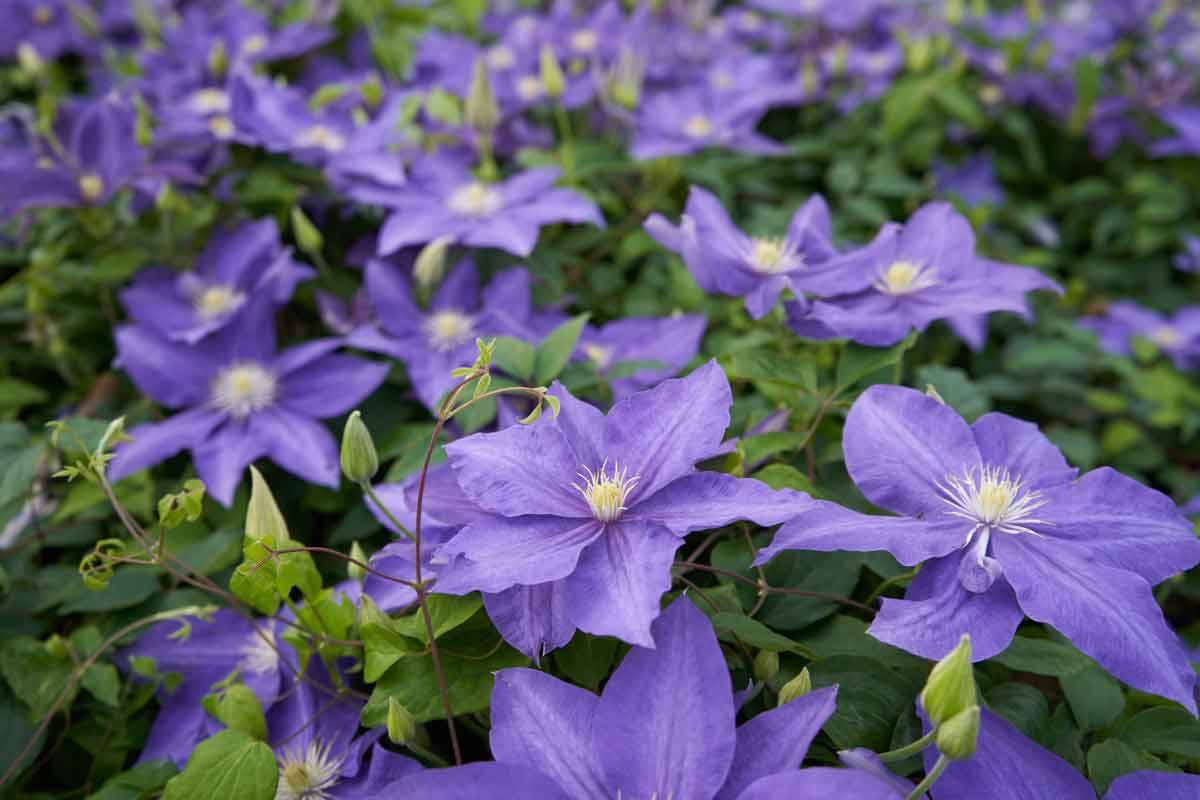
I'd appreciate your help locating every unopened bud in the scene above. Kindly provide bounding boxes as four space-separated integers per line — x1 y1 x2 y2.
348 541 368 582
413 235 452 293
925 384 945 404
17 42 43 74
936 705 980 761
208 41 228 78
464 57 499 133
361 72 384 108
753 650 780 683
290 206 323 257
246 466 289 543
777 667 812 707
387 697 417 745
539 45 565 100
340 411 379 484
920 634 976 727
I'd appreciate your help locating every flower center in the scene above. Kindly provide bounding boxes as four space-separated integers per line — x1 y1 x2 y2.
874 260 938 295
584 343 612 370
294 125 346 153
570 29 598 53
276 740 343 800
32 5 52 24
683 114 713 139
194 285 245 320
516 75 544 102
241 34 268 56
212 363 277 419
748 237 803 274
188 88 231 115
573 460 640 522
936 464 1049 538
78 173 104 202
487 45 515 69
447 182 502 217
424 310 475 351
237 625 278 675
209 115 235 139
1151 326 1180 348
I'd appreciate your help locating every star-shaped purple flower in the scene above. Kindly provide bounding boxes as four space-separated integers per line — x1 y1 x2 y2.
645 186 840 319
382 597 906 800
758 384 1200 711
119 219 315 345
575 313 706 399
1078 301 1200 370
785 203 1061 349
108 308 389 505
631 87 789 161
375 155 603 257
429 361 813 654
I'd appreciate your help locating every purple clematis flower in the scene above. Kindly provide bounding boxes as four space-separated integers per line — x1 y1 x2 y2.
382 596 905 799
375 155 603 257
108 309 389 505
645 186 840 319
1 0 87 61
266 657 420 800
924 706 1200 800
1078 301 1200 370
785 203 1061 349
119 219 315 345
1151 106 1200 157
1175 236 1200 273
933 153 1004 208
0 95 148 217
758 384 1200 711
120 609 284 767
429 361 813 655
352 258 554 411
631 86 789 161
576 313 706 399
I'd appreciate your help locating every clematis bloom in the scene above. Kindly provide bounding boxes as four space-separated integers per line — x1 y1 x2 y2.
758 384 1200 711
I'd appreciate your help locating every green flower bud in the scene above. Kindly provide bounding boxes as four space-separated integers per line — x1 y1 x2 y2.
290 206 324 258
17 43 43 75
361 72 384 108
777 667 813 707
539 45 566 100
208 41 228 78
936 705 981 761
340 411 379 484
387 697 417 745
413 235 452 294
920 634 976 727
464 58 499 133
44 634 70 659
348 541 368 582
753 650 780 683
246 466 289 544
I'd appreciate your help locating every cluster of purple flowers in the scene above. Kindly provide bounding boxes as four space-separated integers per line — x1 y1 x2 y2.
9 0 1200 796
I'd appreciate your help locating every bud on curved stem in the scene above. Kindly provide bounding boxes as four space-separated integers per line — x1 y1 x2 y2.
777 667 812 706
920 633 976 727
935 705 981 761
341 410 379 484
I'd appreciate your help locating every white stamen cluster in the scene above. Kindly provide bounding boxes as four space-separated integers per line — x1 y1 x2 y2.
683 114 713 139
212 363 277 419
187 88 231 115
936 464 1049 539
573 460 640 522
424 310 475 352
1151 326 1181 348
747 237 804 274
294 125 346 153
237 626 278 675
193 285 245 320
570 29 598 53
447 182 503 217
275 740 344 800
583 344 613 370
874 259 939 296
487 45 516 69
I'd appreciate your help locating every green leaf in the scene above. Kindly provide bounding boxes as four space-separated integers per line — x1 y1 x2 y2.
0 636 75 719
163 730 277 800
391 594 483 643
362 613 527 725
1061 665 1125 732
203 684 268 741
533 314 589 385
89 760 178 800
1114 707 1200 758
709 612 813 656
553 633 620 692
808 654 923 751
492 336 537 381
914 366 992 421
0 681 44 783
726 349 817 392
883 75 936 140
750 464 814 494
990 636 1094 677
230 540 281 616
986 682 1050 738
359 594 421 683
836 334 916 391
1085 738 1156 797
0 423 40 509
